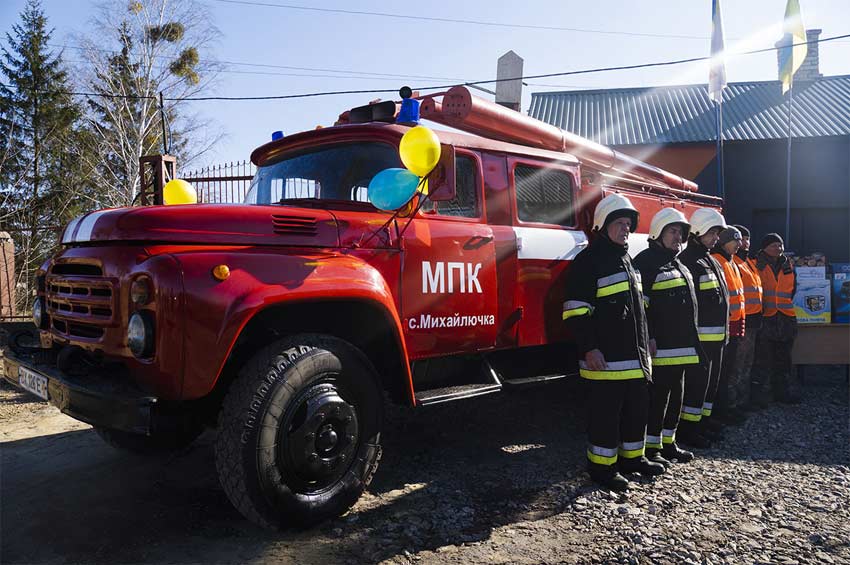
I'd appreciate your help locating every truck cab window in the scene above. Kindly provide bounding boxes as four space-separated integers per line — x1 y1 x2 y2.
245 142 401 205
422 155 479 218
514 165 575 226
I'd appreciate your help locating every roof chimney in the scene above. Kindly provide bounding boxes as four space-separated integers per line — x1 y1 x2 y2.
776 28 823 83
495 50 523 112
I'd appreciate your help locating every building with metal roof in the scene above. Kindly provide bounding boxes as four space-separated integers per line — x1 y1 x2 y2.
528 29 850 262
529 75 850 145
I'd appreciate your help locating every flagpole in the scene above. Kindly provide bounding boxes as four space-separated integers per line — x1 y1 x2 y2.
715 100 725 200
785 86 793 241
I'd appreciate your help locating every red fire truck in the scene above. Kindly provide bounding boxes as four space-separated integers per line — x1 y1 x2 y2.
3 86 720 528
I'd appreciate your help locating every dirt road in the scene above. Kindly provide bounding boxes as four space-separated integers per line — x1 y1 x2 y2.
2 369 848 564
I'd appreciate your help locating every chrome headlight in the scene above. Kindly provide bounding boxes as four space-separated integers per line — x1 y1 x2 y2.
127 311 154 357
32 297 44 329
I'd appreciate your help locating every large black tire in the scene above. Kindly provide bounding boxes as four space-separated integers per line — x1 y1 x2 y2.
95 424 205 455
214 334 383 529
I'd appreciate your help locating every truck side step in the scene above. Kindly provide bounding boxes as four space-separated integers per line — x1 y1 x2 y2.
501 372 576 388
415 383 502 406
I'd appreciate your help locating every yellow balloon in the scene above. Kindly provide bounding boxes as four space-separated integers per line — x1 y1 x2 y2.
163 179 197 205
418 178 429 196
399 126 441 177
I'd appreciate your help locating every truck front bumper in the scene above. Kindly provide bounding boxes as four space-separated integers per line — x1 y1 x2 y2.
2 348 158 435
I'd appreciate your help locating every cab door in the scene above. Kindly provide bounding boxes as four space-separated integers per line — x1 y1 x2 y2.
401 152 498 358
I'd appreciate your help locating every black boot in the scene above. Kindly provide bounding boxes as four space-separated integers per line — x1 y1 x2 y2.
678 428 712 449
776 393 801 405
619 456 666 476
724 409 749 425
645 448 672 468
701 419 725 441
661 442 695 463
588 468 629 491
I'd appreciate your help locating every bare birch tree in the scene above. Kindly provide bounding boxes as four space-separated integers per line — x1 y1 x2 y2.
77 0 221 208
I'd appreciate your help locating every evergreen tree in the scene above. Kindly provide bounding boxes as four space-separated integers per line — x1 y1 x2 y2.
0 0 85 313
0 0 80 214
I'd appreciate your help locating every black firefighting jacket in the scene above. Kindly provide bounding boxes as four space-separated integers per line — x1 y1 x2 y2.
563 234 651 382
678 236 730 345
633 240 705 367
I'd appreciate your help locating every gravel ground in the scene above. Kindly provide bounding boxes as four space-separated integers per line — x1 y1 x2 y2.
1 366 848 564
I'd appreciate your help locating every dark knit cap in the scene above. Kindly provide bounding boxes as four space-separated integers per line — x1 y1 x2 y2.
718 226 742 247
731 224 750 237
760 232 784 250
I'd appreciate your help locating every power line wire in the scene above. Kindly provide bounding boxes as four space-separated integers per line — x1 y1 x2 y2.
61 57 459 82
180 32 850 101
50 42 472 81
208 0 722 40
4 33 848 101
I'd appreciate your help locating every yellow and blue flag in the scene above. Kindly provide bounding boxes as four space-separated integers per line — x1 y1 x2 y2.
778 0 807 94
708 0 727 103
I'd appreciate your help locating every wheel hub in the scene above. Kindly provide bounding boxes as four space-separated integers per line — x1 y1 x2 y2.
316 425 338 452
279 382 359 493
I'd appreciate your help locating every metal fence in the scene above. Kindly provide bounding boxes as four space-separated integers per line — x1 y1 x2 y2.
181 160 255 204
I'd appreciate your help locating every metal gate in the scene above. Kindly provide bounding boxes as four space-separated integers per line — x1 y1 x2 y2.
181 160 255 204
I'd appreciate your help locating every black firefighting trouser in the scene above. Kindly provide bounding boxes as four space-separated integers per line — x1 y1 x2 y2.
585 378 648 473
714 337 739 418
679 341 724 432
645 365 686 452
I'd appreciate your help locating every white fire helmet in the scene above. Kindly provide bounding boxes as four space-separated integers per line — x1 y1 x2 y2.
648 207 691 241
592 193 639 232
689 208 727 237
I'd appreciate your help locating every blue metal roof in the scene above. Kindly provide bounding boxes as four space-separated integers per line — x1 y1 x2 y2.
528 75 850 145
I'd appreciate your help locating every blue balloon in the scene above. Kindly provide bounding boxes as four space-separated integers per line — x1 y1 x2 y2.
367 168 420 211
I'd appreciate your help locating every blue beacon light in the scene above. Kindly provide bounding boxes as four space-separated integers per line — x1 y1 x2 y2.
396 86 420 125
271 130 284 141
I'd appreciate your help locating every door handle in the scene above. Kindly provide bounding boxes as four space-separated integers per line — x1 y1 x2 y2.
464 235 494 250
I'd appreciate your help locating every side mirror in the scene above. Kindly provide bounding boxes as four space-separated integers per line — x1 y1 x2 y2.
427 144 456 202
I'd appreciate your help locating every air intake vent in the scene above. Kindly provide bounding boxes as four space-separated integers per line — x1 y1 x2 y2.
51 263 103 276
271 214 319 236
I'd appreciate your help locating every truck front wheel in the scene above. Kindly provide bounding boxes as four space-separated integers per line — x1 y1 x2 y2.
215 334 384 529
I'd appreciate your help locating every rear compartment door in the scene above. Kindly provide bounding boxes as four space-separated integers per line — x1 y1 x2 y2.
508 157 585 346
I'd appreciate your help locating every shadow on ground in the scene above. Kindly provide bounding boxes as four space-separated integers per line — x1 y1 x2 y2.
1 367 846 564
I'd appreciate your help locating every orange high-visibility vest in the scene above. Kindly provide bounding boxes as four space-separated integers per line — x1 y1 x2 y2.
713 253 745 322
734 255 763 316
759 260 796 318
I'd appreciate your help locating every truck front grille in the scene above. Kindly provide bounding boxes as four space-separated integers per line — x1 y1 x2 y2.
46 262 117 341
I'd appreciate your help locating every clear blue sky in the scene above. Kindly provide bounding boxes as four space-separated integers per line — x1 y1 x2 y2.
2 0 849 170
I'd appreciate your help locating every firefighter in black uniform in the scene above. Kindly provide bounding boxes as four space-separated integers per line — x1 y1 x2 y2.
677 208 730 448
634 208 702 466
563 194 665 491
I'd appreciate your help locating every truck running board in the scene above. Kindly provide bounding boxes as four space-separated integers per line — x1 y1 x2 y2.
501 372 576 388
415 383 503 406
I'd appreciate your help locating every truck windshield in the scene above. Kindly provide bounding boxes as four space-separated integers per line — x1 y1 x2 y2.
244 142 402 205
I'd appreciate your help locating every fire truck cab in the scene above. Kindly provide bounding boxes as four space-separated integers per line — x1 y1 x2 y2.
2 86 720 528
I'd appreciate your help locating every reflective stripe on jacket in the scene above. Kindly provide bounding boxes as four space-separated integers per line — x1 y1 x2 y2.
679 237 730 344
734 254 763 315
757 253 796 318
633 240 703 367
563 235 651 381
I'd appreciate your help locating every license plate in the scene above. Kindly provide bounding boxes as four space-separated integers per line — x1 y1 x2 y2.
18 366 49 401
